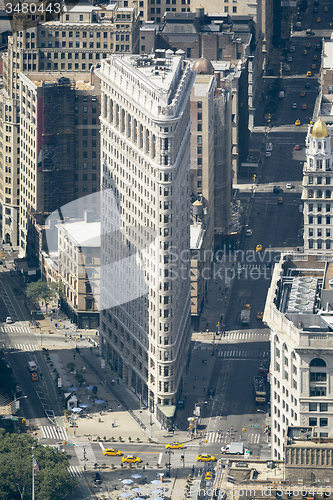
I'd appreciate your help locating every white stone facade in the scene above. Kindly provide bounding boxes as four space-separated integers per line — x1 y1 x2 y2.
264 254 333 461
96 53 195 414
302 121 333 255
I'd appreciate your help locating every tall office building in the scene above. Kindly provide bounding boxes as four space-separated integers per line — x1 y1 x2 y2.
264 253 333 461
96 51 195 423
18 71 101 264
0 2 139 249
302 118 333 255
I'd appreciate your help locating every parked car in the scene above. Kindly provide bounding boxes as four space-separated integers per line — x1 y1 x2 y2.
245 229 253 237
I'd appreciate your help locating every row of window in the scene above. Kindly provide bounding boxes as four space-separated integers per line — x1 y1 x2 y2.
308 176 332 185
308 229 332 238
40 36 129 48
308 158 331 170
309 417 328 427
307 190 332 198
40 28 130 38
308 240 332 250
308 203 332 212
308 215 332 224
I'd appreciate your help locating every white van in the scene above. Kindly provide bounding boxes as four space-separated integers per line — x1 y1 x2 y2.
27 361 38 372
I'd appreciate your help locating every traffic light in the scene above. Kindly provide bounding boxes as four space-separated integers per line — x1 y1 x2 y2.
63 441 67 445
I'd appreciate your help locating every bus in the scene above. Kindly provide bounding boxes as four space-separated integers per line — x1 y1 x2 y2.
254 376 266 404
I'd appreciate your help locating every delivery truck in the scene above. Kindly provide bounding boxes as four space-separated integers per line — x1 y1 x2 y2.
221 442 244 455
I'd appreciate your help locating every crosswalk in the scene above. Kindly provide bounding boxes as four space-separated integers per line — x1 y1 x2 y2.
41 426 69 441
206 432 261 445
218 350 270 359
69 466 82 477
13 343 38 351
1 325 30 334
236 264 265 270
222 331 269 340
75 443 96 465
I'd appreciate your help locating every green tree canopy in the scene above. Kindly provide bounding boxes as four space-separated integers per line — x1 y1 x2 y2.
0 355 16 398
25 280 59 312
0 430 77 499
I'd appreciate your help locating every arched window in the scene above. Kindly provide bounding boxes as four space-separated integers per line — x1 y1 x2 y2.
309 189 314 198
326 240 331 250
317 190 323 198
310 358 326 367
318 239 322 249
326 190 331 199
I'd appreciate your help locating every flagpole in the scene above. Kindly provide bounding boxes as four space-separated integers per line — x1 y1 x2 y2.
32 453 35 500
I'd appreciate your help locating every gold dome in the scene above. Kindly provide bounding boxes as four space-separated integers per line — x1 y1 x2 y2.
192 57 214 75
311 118 329 138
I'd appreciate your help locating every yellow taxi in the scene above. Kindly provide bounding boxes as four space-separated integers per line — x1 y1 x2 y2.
277 197 284 204
165 442 184 449
295 119 301 126
302 104 307 110
103 448 122 456
306 42 311 48
256 244 263 252
306 71 312 77
302 49 307 55
324 6 328 11
197 454 216 462
316 17 321 22
300 91 306 97
31 372 38 381
313 55 318 60
257 312 264 320
122 455 142 464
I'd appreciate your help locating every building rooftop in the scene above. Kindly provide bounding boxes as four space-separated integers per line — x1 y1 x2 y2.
98 50 194 111
59 221 101 248
264 254 333 339
322 34 333 69
286 426 333 446
190 223 204 250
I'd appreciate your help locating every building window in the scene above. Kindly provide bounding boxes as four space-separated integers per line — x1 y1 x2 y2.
320 403 328 412
310 387 326 397
309 418 317 426
309 402 317 411
320 418 328 427
310 372 326 382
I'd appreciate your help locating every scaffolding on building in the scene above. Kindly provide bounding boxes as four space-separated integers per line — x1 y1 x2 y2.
40 77 76 216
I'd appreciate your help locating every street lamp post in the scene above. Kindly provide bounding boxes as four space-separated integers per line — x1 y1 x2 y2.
150 413 153 439
166 449 173 478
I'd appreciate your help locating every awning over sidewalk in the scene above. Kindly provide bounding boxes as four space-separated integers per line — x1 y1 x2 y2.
157 405 176 419
156 404 176 428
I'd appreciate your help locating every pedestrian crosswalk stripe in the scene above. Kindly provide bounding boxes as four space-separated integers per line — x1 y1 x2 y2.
13 344 38 351
4 325 30 334
41 426 68 441
69 466 82 477
206 432 261 445
218 331 270 340
218 350 270 359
